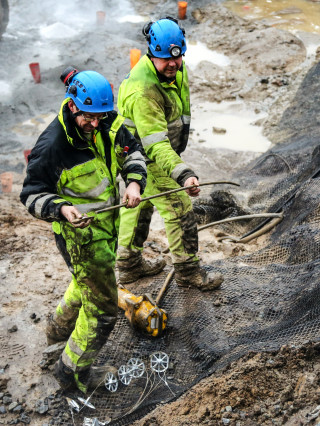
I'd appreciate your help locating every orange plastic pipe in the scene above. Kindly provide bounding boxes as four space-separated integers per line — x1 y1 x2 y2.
29 63 41 84
130 49 141 69
96 11 106 25
23 149 32 164
0 172 13 193
178 1 188 20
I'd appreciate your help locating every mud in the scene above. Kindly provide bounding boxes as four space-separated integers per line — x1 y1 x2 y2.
1 0 320 424
135 342 320 426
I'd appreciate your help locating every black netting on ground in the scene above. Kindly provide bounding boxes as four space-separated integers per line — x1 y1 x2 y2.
54 63 320 425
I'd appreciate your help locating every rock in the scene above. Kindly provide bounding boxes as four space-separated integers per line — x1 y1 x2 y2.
12 404 23 413
3 395 12 405
212 126 227 135
0 405 6 414
8 324 18 333
192 8 207 23
39 359 50 370
272 404 281 415
8 401 18 411
273 7 302 15
35 399 49 415
42 341 66 362
19 413 31 424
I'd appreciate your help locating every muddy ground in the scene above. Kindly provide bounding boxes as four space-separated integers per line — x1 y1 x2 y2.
1 1 320 425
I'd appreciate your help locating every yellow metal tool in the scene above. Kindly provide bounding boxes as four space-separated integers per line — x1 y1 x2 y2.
117 286 168 337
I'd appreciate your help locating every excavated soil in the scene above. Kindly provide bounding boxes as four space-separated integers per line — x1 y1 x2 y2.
134 342 320 426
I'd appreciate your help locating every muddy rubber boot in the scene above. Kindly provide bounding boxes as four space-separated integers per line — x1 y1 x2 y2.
117 253 166 285
46 314 72 346
174 262 224 291
53 356 77 391
87 364 118 390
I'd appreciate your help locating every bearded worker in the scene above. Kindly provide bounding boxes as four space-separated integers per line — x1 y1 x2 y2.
116 17 224 290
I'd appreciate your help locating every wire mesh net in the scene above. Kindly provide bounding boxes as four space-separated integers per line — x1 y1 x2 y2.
51 63 320 425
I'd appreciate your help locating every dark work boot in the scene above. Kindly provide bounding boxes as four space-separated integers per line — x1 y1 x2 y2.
117 252 166 285
87 364 118 390
53 356 77 391
174 262 224 291
46 314 72 346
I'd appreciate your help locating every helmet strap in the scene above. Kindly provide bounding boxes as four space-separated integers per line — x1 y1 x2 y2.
72 111 82 118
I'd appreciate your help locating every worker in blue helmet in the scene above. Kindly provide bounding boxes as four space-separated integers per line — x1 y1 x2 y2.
64 68 114 113
20 67 147 393
146 17 187 59
117 17 224 290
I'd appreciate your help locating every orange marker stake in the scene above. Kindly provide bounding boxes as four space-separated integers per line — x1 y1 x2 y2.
130 49 141 69
0 172 13 193
29 63 41 84
178 1 188 20
24 149 32 164
96 11 106 25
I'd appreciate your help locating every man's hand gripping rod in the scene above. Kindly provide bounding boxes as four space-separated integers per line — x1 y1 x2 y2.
72 181 240 226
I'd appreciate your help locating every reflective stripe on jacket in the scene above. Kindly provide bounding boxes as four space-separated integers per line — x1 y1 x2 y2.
56 99 121 214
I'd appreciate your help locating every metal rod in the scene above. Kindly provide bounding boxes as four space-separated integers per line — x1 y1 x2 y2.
155 268 175 306
197 212 283 232
72 180 239 225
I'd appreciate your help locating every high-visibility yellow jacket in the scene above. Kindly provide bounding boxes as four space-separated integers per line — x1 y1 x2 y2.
20 99 147 224
117 54 195 185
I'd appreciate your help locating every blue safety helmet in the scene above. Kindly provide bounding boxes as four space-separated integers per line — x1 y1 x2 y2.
142 16 187 59
64 70 114 113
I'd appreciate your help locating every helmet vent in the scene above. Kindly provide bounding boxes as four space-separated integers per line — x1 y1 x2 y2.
83 97 92 105
68 85 77 96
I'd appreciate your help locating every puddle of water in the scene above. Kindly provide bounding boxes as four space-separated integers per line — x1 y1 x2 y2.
185 40 231 71
190 101 271 153
225 0 320 34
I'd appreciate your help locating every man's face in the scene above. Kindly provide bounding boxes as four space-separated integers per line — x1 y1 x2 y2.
68 101 104 132
151 56 183 79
